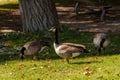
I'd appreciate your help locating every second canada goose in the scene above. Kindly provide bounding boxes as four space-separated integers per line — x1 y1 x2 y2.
93 33 110 54
20 40 50 60
53 28 89 63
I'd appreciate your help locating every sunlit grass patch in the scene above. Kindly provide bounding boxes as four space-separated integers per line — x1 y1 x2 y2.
0 26 120 80
0 0 18 5
0 0 18 9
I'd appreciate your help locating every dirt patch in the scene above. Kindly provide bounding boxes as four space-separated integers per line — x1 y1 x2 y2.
57 3 120 33
0 9 22 33
0 3 120 33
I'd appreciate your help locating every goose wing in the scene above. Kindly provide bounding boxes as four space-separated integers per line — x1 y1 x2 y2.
58 43 85 53
63 43 86 48
24 41 41 48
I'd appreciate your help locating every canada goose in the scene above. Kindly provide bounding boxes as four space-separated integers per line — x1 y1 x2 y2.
53 28 89 63
93 33 110 54
20 40 50 60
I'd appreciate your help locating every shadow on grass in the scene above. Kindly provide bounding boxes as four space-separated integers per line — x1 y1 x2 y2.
0 54 20 64
71 61 101 64
0 49 119 64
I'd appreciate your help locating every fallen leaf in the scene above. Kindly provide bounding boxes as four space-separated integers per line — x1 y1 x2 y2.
21 74 25 80
83 71 91 76
18 63 26 70
98 68 102 71
115 72 120 76
47 65 51 68
31 67 36 70
4 63 8 66
10 72 13 75
31 59 35 62
40 66 43 69
4 61 8 66
33 64 37 67
18 63 25 67
83 71 93 76
84 66 89 71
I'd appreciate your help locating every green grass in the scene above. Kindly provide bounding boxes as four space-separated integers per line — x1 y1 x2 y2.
0 27 120 80
0 0 18 9
0 0 18 5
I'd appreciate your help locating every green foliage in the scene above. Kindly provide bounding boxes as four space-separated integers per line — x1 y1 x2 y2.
0 3 19 9
0 27 120 79
0 31 52 47
0 0 18 9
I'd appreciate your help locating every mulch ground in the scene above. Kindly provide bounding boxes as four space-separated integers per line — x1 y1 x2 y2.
0 3 120 33
0 9 22 32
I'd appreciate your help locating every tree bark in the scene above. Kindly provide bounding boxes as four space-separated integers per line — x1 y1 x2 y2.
19 0 59 33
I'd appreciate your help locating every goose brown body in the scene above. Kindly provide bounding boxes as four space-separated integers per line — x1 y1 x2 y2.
53 28 89 63
93 33 110 53
20 40 49 60
54 43 87 58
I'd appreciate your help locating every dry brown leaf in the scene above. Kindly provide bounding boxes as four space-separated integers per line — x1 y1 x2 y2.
84 66 89 71
18 63 26 70
98 68 102 71
31 59 36 62
87 57 93 62
83 71 93 76
21 74 25 80
33 64 37 67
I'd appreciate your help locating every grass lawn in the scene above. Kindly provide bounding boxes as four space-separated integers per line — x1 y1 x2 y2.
0 0 120 80
0 27 120 80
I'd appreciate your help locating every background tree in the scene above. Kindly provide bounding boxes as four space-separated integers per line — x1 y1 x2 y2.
19 0 59 33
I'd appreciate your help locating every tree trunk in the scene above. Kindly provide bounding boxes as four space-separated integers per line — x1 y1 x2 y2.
19 0 59 33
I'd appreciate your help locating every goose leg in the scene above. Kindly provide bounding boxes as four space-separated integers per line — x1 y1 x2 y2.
66 58 69 64
102 48 105 55
20 54 24 61
93 47 98 55
98 48 101 55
